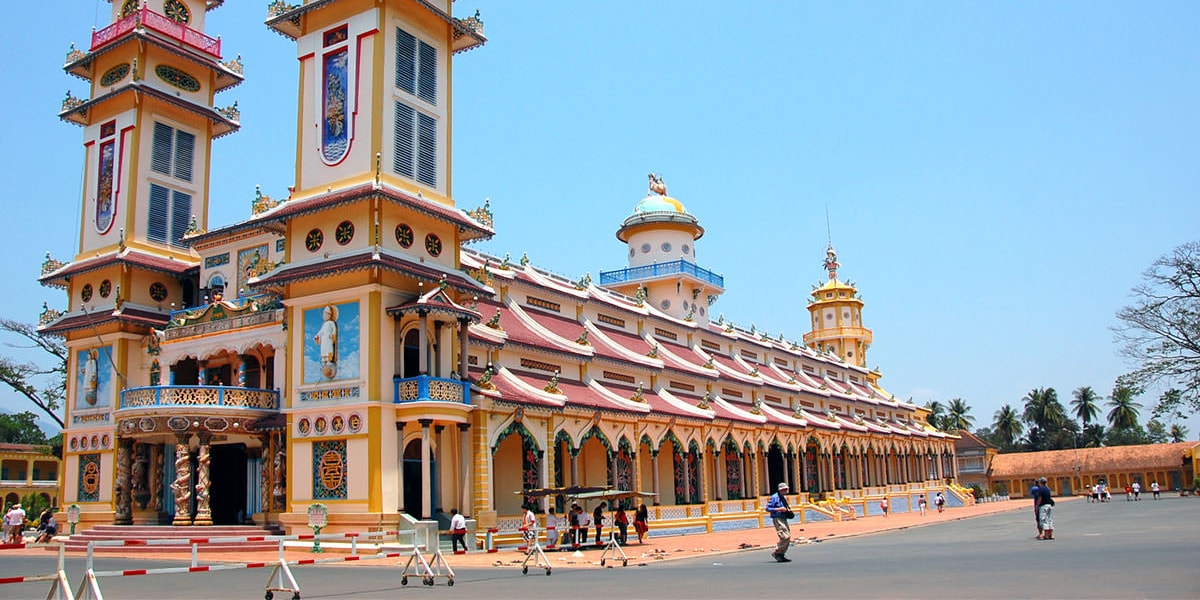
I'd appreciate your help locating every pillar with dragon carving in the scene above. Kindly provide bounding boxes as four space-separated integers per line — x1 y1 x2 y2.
114 438 133 524
148 444 163 513
172 434 193 525
193 432 213 526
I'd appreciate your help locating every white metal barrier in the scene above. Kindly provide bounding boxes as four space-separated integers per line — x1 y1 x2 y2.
0 543 74 600
70 529 452 600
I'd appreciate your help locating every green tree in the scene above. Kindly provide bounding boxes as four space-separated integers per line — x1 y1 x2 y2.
924 400 947 431
1105 424 1149 446
992 404 1023 449
1107 383 1143 431
1146 418 1168 444
1081 423 1107 448
1022 387 1066 431
1169 423 1189 442
0 411 48 444
0 319 67 429
945 398 975 431
1071 386 1102 426
1113 241 1200 420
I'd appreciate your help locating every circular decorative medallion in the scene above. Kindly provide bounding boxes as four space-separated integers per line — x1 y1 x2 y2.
90 435 100 449
79 437 88 450
318 449 345 491
331 414 345 433
424 233 442 257
348 413 363 433
335 220 354 245
395 224 414 248
100 63 130 87
315 416 328 434
150 282 168 302
101 434 110 448
305 228 324 252
155 65 200 92
99 279 112 298
120 0 137 18
298 417 311 436
69 437 78 451
81 283 93 303
163 0 191 24
139 417 157 432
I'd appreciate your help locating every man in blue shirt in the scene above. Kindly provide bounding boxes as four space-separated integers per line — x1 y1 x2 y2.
765 482 793 563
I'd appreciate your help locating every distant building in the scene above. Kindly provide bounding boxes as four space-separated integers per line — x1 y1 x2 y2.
953 430 998 491
989 442 1199 497
0 443 61 509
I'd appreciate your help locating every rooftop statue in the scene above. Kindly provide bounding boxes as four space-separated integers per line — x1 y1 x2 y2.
648 173 667 196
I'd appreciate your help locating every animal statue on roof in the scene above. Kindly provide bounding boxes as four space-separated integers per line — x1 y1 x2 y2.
648 173 667 196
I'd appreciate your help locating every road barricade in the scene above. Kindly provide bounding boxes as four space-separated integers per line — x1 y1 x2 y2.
70 529 453 599
0 542 73 599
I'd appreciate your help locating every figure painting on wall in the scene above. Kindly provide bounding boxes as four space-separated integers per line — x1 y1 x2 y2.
303 301 360 383
77 347 113 409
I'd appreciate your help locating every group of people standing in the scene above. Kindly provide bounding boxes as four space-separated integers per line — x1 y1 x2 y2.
1031 477 1056 540
532 500 650 548
3 504 56 545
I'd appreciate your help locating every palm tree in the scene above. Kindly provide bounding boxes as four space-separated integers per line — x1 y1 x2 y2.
1169 423 1189 443
945 398 975 431
925 400 947 431
1107 384 1143 430
1071 386 1101 426
1022 387 1066 431
992 404 1023 448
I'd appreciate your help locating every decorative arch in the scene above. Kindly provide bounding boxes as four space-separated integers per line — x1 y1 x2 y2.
579 425 613 455
493 420 542 502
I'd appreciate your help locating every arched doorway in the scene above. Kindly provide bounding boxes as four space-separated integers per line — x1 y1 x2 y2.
766 442 785 491
402 439 436 518
402 329 420 377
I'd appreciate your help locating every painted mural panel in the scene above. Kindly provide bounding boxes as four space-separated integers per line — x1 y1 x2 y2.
303 301 360 384
78 453 101 502
312 439 347 500
237 244 269 296
96 140 116 233
76 347 114 409
321 48 349 163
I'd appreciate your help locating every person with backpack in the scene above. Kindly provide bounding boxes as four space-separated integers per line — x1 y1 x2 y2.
764 482 794 563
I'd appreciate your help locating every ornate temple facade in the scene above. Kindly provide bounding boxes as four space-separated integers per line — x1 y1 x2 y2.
39 0 959 535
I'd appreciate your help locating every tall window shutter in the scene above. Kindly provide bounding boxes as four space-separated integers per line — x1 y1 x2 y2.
393 102 416 178
174 130 194 182
148 183 170 243
151 123 173 175
395 28 416 94
170 191 192 246
416 113 437 187
417 41 437 105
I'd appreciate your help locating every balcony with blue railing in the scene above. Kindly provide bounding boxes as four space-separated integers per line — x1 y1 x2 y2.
393 375 470 405
120 386 280 412
599 259 725 288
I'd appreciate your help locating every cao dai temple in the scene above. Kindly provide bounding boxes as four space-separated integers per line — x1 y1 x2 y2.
38 0 961 536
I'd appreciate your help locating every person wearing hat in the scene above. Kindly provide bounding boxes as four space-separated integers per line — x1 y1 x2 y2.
764 482 794 562
1034 477 1055 540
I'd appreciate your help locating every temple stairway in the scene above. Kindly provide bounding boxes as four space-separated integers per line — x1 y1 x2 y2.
58 524 284 553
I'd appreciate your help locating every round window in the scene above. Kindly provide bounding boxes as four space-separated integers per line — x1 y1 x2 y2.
629 247 635 258
305 228 324 252
682 244 690 255
395 223 414 248
81 284 93 303
335 220 355 245
641 243 651 254
660 299 671 310
661 242 672 252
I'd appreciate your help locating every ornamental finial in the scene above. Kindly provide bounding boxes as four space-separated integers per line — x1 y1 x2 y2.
823 242 839 281
648 173 667 196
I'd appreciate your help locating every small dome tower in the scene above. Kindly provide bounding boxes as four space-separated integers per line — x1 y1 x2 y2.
803 243 873 367
599 175 724 324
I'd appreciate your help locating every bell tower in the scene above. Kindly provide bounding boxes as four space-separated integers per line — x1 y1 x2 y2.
803 243 873 368
600 175 724 325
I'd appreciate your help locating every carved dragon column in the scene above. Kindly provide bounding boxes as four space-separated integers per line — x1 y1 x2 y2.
114 438 134 524
193 432 213 526
171 433 194 525
148 444 163 513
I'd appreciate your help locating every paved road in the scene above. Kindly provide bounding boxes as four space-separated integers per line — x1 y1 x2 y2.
2 496 1196 599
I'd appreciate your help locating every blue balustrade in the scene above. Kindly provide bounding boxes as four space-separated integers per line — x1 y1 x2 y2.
598 259 724 288
393 375 470 405
119 386 280 410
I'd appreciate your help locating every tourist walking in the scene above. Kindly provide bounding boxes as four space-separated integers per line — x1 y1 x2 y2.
880 496 889 517
1034 477 1055 540
1151 481 1160 500
521 503 538 546
614 504 629 544
1132 481 1141 500
934 492 945 513
764 482 793 563
918 495 927 516
634 502 649 543
449 508 468 553
4 503 25 544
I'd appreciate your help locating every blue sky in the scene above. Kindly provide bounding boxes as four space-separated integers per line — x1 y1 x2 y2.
2 1 1197 436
